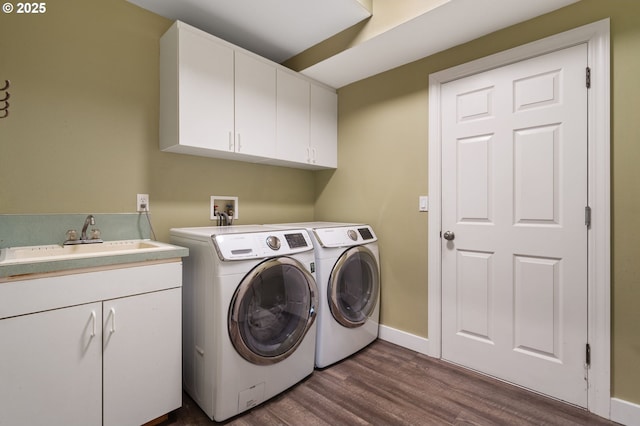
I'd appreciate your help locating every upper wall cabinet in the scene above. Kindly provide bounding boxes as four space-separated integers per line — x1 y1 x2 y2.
160 21 337 170
276 69 311 165
275 71 338 168
235 52 277 158
160 23 235 156
310 84 338 168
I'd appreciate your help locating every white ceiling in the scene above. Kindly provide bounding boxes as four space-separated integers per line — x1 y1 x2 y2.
301 0 581 88
127 0 372 63
128 0 580 89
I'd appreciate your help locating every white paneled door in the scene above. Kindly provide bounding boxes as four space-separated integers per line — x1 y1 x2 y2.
441 44 588 407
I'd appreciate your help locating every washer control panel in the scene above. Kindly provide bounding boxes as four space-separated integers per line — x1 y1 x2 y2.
213 230 312 260
313 225 377 248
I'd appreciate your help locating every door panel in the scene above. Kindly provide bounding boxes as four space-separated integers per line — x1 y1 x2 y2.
457 135 493 223
514 125 559 224
456 249 493 341
441 44 588 407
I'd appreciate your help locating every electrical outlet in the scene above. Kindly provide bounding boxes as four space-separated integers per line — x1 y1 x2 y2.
137 194 149 212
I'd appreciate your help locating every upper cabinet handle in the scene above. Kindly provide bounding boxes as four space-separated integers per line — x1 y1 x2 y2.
109 307 116 333
90 311 96 337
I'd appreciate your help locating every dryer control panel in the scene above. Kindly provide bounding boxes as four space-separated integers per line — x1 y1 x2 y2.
212 230 313 260
313 225 377 248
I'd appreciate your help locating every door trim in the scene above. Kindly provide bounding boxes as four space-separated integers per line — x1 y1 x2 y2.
427 19 610 418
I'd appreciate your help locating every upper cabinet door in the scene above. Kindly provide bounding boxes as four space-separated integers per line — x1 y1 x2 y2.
310 84 338 168
276 70 310 164
160 23 235 155
235 52 277 158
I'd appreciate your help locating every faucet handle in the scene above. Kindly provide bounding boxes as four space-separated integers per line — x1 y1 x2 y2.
65 229 78 241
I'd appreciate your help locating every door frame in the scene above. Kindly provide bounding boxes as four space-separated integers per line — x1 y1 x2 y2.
427 19 610 417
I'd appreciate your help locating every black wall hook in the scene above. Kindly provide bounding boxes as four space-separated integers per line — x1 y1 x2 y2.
0 79 10 119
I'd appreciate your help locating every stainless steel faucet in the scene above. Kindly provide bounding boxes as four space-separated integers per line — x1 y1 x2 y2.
81 214 95 241
64 214 103 245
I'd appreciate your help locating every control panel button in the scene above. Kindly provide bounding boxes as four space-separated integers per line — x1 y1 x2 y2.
266 235 281 250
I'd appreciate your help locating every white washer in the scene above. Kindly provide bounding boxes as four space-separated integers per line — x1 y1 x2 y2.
169 225 318 422
270 222 380 368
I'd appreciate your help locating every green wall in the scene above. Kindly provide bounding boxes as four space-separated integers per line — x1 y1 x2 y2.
0 0 315 241
318 0 640 405
1 0 639 408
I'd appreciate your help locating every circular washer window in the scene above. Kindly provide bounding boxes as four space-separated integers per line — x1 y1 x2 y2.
328 245 380 328
229 257 318 365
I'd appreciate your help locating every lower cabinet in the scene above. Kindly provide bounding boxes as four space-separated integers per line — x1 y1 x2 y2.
103 288 181 426
0 302 103 426
0 263 182 426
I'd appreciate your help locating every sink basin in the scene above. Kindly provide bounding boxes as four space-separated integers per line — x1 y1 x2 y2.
0 240 178 265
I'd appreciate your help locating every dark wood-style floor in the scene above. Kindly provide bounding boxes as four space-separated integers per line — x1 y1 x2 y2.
164 340 617 425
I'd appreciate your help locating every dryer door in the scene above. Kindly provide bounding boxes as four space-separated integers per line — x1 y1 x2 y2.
229 257 318 365
328 245 380 328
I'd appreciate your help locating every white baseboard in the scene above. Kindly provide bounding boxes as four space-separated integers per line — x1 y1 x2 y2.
378 324 430 355
611 397 640 426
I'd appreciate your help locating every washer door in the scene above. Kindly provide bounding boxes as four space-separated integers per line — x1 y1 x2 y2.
229 257 318 365
328 246 380 328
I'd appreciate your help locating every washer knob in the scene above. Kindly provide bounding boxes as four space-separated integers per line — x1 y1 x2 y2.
266 235 281 250
347 229 358 241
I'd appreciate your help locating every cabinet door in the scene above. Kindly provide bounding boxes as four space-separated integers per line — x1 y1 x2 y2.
276 70 311 163
103 288 181 426
235 51 277 158
0 303 102 426
178 26 235 152
310 84 338 168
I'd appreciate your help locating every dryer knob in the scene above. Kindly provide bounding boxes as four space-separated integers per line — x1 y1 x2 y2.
347 229 358 241
266 235 281 250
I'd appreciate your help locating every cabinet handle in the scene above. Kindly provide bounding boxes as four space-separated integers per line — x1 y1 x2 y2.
237 133 242 152
90 311 96 337
311 147 317 164
307 147 311 163
109 307 116 334
228 131 234 151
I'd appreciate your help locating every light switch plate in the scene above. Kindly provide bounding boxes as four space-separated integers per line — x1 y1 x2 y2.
419 196 429 212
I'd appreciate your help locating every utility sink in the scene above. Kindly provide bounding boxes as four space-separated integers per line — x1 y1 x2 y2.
0 240 178 265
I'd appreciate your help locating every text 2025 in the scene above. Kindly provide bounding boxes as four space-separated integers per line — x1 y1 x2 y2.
17 2 46 13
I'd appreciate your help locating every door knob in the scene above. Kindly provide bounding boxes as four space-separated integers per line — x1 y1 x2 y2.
443 231 455 241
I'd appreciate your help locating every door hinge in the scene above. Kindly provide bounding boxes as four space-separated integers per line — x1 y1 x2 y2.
586 343 591 366
586 67 591 89
585 206 592 228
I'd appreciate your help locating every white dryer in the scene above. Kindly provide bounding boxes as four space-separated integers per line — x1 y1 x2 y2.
169 225 318 422
270 222 380 368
